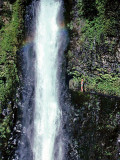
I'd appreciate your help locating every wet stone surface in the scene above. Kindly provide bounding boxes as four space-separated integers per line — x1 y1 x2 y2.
67 90 120 160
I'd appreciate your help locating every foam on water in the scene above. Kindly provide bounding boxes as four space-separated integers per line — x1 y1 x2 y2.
33 0 63 160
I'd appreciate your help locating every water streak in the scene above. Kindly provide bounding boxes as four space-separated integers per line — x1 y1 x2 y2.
33 0 62 159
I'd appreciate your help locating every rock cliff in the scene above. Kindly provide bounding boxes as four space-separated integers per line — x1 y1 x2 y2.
66 0 120 97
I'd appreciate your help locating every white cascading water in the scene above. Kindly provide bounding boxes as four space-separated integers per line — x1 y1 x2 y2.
33 0 62 160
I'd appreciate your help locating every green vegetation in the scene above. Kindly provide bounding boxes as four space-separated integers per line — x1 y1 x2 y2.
0 0 24 103
69 69 120 96
0 0 27 157
77 0 120 49
67 0 120 97
84 74 120 96
67 0 120 51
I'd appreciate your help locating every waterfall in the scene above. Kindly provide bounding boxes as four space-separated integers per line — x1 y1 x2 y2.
13 0 68 159
33 0 63 159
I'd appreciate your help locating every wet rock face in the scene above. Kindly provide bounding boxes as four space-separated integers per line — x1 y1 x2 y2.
67 91 120 160
68 50 120 78
0 0 3 7
13 43 35 160
66 1 120 94
67 22 120 78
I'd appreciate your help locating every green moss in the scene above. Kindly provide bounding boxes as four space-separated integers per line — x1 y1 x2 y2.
0 0 25 103
0 0 27 157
